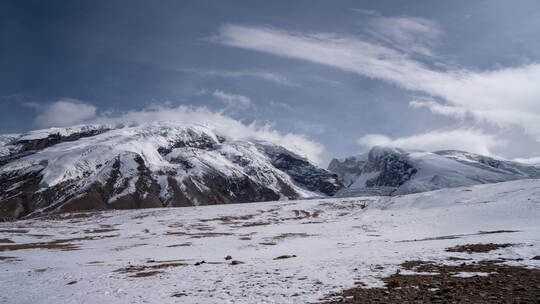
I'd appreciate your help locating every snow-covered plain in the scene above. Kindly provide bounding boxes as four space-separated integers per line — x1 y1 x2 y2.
1 179 540 303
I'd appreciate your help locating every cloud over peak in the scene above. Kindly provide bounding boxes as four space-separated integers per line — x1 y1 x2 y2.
215 23 540 142
358 129 505 156
32 99 97 128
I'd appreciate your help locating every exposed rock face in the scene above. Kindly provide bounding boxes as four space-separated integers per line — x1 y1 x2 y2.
257 143 342 196
329 146 540 197
0 123 343 220
361 147 417 188
328 157 365 187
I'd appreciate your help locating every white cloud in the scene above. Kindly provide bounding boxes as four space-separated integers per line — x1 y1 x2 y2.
182 68 295 86
215 24 540 141
34 99 97 128
367 16 441 56
351 8 380 16
409 99 468 119
513 156 540 165
212 90 251 107
357 129 506 156
92 104 324 164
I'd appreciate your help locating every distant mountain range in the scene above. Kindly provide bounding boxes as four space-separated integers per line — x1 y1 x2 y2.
0 122 341 220
329 146 540 197
2 123 540 220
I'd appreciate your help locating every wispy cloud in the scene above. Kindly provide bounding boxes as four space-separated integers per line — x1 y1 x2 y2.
212 90 251 107
215 23 540 141
182 68 296 86
513 155 540 165
358 129 506 156
351 8 380 16
366 16 442 56
30 99 97 128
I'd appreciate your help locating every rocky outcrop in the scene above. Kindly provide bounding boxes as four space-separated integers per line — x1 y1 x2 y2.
258 143 343 196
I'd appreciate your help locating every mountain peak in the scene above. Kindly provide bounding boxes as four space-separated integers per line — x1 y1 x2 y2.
329 147 540 197
0 122 342 220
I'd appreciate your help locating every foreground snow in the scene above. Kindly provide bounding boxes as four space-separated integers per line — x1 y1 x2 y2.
1 179 540 303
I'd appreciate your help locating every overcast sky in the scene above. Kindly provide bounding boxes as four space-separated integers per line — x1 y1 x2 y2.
2 0 540 165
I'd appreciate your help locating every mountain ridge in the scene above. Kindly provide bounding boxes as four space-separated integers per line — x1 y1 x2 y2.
0 122 342 220
329 146 540 197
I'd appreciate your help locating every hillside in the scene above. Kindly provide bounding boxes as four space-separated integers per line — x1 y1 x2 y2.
0 179 539 303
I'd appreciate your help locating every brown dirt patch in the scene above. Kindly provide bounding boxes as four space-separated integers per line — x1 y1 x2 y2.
34 268 48 272
477 230 520 234
241 221 272 227
167 242 192 247
446 256 471 261
66 280 77 285
259 242 277 246
274 255 297 260
0 256 21 262
200 214 256 224
26 234 54 239
165 231 233 238
146 259 187 263
446 243 515 253
0 235 117 252
129 271 163 278
115 262 189 274
33 211 107 221
0 238 14 243
0 229 29 233
84 228 118 234
272 233 313 240
321 259 540 303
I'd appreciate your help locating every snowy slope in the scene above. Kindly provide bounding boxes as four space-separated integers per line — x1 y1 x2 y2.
1 179 539 303
0 122 342 219
330 146 540 197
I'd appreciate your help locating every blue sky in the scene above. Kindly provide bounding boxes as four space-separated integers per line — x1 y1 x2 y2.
2 0 540 165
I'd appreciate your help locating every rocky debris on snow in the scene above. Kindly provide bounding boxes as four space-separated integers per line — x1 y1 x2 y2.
322 259 540 304
446 243 515 254
273 255 297 260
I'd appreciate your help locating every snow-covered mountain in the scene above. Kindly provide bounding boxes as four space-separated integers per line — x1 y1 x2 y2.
329 146 540 197
0 122 342 220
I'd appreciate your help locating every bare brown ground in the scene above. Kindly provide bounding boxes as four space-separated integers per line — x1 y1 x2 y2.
167 242 192 247
272 232 313 240
165 231 233 238
0 229 29 233
0 256 21 261
446 243 515 253
0 235 117 252
321 242 540 304
129 271 163 278
115 262 189 274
